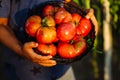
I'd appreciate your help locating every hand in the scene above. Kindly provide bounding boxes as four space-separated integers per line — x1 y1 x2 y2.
85 8 99 35
21 41 56 67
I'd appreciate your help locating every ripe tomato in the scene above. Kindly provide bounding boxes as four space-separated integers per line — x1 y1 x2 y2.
42 16 56 27
25 15 41 23
57 35 87 59
77 18 92 37
25 15 41 37
73 35 87 56
36 27 57 44
36 15 57 44
37 43 57 56
52 37 59 43
57 22 76 42
58 42 77 59
72 13 82 27
54 9 72 24
62 11 73 23
42 5 55 17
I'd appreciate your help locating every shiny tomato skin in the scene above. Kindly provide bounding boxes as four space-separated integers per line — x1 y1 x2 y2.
57 22 76 42
25 22 40 37
25 15 41 37
73 37 87 56
26 15 41 23
36 27 57 44
58 42 77 59
52 37 59 43
72 13 82 27
42 5 55 17
62 11 73 23
57 35 87 59
42 16 56 27
77 18 92 37
54 9 66 24
37 43 57 56
55 9 72 24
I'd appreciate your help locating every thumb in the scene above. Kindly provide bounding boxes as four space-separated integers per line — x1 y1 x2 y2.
85 8 94 19
24 41 38 49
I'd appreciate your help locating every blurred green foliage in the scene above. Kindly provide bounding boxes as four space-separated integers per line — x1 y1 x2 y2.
73 0 120 79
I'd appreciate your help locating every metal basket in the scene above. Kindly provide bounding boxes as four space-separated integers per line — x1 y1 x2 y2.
27 1 96 64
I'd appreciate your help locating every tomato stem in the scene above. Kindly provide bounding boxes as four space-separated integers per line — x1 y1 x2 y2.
70 40 74 44
42 18 48 27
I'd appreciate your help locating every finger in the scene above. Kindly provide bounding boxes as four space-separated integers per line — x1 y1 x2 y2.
32 55 56 67
33 55 53 61
22 41 38 58
24 41 38 49
90 15 99 35
38 60 57 67
23 42 54 62
85 8 94 19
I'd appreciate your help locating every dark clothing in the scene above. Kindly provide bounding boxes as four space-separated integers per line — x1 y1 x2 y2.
0 0 71 80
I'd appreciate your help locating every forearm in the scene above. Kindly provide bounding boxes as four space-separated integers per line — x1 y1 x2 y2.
0 25 23 56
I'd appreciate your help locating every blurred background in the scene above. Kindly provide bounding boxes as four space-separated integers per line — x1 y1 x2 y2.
0 0 120 80
71 0 120 80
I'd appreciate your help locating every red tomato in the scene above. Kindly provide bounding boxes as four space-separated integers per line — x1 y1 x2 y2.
77 18 92 37
37 43 57 56
73 35 87 56
57 35 87 59
42 5 55 17
36 27 57 44
52 37 59 43
36 15 57 44
42 16 56 27
58 42 77 59
57 22 76 42
62 11 73 23
25 15 41 37
54 9 72 24
72 13 82 27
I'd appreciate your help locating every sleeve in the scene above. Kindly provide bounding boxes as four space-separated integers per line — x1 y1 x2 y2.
0 0 11 18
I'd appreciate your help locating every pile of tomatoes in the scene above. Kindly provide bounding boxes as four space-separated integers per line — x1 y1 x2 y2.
25 4 92 59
